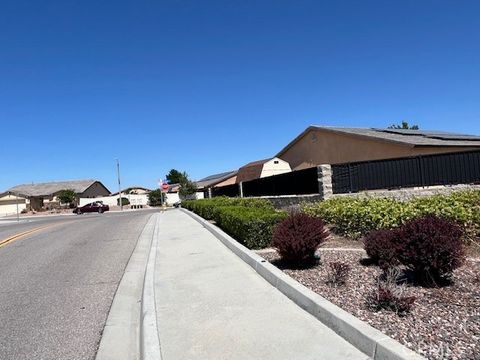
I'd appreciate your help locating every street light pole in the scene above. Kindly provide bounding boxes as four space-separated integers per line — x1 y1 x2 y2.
117 159 123 211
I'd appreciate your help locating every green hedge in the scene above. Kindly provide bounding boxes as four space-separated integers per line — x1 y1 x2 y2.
182 197 286 249
214 206 287 249
182 197 273 220
302 190 480 240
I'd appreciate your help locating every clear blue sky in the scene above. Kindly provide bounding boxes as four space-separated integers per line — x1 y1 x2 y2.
1 0 479 192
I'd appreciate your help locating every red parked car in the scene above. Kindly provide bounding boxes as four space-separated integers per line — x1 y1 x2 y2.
73 202 109 214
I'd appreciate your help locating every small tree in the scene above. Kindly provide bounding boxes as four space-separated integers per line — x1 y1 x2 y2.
179 180 197 199
148 189 167 206
388 121 419 130
56 189 77 206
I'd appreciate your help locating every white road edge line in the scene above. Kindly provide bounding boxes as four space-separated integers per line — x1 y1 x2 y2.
140 213 162 360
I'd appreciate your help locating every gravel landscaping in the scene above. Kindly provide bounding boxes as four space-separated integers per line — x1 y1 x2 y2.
259 248 480 360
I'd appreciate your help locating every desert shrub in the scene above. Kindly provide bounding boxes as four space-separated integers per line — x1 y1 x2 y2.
302 190 480 240
364 229 403 269
214 206 287 249
367 285 416 315
272 213 329 266
397 215 466 284
366 268 416 316
302 197 414 238
326 261 351 286
117 197 130 206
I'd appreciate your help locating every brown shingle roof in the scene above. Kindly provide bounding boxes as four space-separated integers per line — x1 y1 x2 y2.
277 126 480 157
7 179 110 197
195 171 238 189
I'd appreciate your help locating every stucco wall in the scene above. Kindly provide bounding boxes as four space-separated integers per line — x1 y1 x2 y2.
165 191 205 203
260 158 292 178
79 194 149 207
165 192 180 205
279 128 478 170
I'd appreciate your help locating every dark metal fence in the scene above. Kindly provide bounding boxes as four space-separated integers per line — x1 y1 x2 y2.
211 183 239 197
332 150 480 194
242 166 319 197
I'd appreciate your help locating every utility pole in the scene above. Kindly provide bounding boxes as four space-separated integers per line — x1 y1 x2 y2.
16 192 19 222
117 159 123 211
9 191 20 222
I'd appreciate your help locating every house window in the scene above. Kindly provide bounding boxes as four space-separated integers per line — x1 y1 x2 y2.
274 160 279 164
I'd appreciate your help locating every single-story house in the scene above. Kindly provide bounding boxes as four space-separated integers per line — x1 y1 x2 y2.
195 171 238 190
277 126 480 170
3 179 111 212
236 157 291 183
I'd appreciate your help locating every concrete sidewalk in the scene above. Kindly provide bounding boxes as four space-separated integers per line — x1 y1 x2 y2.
151 210 369 360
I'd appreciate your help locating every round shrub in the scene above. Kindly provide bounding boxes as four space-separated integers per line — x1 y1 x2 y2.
398 215 466 283
272 213 329 266
364 229 403 269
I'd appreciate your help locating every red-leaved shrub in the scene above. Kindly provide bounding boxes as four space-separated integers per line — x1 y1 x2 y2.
364 229 403 269
272 213 329 266
398 215 465 283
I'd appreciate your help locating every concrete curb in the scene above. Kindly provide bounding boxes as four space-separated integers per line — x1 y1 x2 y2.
181 208 425 360
140 214 162 360
95 214 157 360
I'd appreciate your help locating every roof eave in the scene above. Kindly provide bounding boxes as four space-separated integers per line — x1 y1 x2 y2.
197 171 238 188
413 144 480 148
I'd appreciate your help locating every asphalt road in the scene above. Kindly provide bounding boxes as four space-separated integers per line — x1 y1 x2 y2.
0 209 157 360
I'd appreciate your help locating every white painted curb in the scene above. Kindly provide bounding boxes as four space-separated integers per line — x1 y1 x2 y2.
140 214 163 360
181 208 425 360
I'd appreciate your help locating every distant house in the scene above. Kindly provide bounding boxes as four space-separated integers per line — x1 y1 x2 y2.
3 179 111 212
103 186 151 208
111 186 151 196
277 126 480 170
236 157 291 183
161 173 232 204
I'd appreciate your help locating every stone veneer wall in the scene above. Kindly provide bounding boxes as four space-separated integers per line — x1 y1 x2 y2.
255 184 480 209
258 194 324 209
335 184 480 201
243 162 479 209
